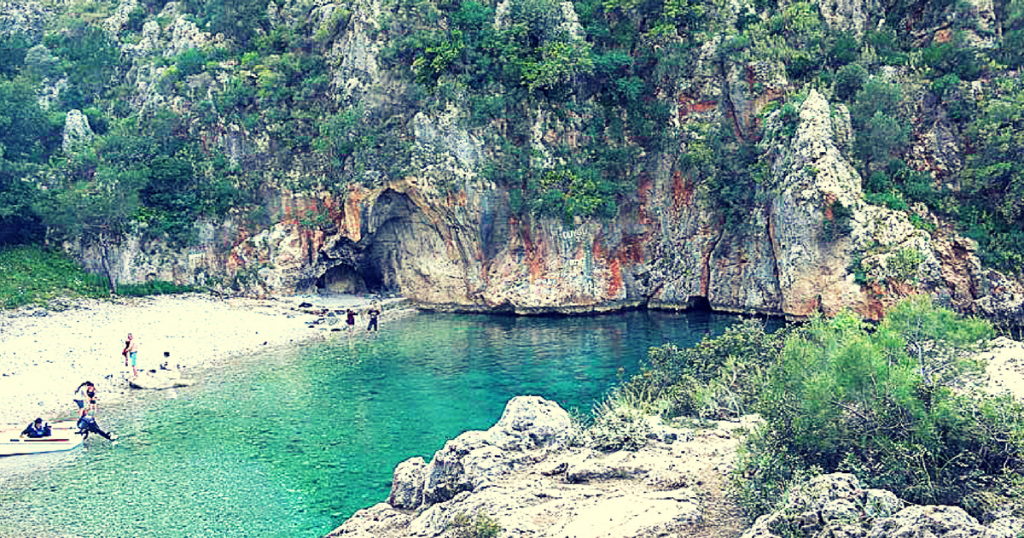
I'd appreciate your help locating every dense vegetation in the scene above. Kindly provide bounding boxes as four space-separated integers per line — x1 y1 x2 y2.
0 245 194 307
0 0 1023 288
585 295 1024 521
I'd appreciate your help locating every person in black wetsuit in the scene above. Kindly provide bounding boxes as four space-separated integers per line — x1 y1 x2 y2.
21 418 51 438
76 415 117 441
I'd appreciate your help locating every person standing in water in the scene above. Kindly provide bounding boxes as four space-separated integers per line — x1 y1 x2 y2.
122 333 139 377
345 309 358 335
366 304 381 332
77 414 117 442
73 381 94 418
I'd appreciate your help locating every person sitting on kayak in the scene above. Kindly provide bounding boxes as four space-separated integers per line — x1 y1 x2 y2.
76 415 117 442
21 418 51 438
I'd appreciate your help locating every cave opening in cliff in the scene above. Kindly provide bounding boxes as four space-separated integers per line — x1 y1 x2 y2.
687 296 712 311
316 264 370 295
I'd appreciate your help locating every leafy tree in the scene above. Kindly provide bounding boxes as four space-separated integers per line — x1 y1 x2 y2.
881 295 992 386
44 20 121 109
851 79 907 175
854 111 907 176
959 75 1024 273
834 63 867 101
0 33 30 79
312 106 366 177
183 0 269 48
0 79 58 245
1002 0 1024 67
529 169 616 222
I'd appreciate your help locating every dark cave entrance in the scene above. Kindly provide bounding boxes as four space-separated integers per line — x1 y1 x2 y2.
687 296 712 311
316 264 372 295
312 189 420 297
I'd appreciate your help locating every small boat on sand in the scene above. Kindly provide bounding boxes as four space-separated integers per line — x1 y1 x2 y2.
0 422 83 456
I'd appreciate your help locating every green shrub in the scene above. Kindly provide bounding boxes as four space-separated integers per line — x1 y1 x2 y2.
834 64 867 101
0 245 108 308
822 199 853 242
734 298 1010 520
448 512 502 538
630 320 787 420
587 383 657 451
908 213 937 233
176 47 207 77
864 191 908 211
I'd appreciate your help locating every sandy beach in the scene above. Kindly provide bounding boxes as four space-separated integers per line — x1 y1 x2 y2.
0 293 411 428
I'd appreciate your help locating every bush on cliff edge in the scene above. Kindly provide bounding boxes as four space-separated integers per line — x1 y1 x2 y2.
732 296 1024 520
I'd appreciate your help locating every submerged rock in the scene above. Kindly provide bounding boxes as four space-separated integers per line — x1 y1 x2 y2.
129 368 195 390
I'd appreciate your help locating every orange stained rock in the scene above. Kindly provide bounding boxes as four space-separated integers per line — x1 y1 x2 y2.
608 258 623 297
671 171 694 209
343 185 364 241
677 94 718 119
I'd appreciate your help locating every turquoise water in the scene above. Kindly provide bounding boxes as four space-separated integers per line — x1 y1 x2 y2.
0 310 774 538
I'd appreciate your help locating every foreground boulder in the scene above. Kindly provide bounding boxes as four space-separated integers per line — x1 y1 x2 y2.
741 473 1024 538
326 396 751 538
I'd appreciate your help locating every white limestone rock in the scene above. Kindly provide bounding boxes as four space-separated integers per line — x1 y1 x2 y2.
62 110 95 154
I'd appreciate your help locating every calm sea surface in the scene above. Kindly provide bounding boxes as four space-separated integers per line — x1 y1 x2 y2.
0 310 776 538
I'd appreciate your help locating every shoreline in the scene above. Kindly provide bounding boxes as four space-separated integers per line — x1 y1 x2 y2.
0 292 412 428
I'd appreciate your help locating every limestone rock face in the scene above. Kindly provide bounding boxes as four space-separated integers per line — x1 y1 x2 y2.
324 0 384 102
866 506 987 538
62 110 95 155
420 396 571 506
816 0 877 37
740 473 1019 538
765 89 865 317
102 0 141 38
0 0 54 44
52 0 1021 330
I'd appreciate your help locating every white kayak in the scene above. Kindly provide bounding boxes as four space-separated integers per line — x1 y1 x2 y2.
0 421 83 456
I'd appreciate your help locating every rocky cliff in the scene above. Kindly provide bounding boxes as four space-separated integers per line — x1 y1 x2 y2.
2 0 1021 326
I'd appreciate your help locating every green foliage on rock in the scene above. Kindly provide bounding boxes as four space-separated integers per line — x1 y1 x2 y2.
958 74 1024 274
0 79 61 246
448 512 502 538
733 297 1009 520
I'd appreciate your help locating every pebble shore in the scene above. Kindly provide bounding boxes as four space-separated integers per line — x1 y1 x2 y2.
0 293 410 427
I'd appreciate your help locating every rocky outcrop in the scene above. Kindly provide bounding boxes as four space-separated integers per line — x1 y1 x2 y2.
326 396 748 538
327 397 1024 538
62 110 95 155
742 473 1024 538
0 0 55 44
